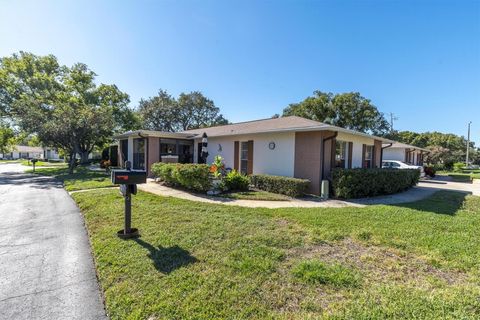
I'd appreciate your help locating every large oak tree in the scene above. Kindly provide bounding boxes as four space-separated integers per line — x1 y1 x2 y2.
138 90 228 131
283 91 390 135
0 52 137 172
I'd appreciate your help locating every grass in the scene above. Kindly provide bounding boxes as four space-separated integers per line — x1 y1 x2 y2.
0 159 20 163
20 159 66 167
70 188 480 319
216 189 290 201
292 260 361 287
436 170 480 182
29 166 114 191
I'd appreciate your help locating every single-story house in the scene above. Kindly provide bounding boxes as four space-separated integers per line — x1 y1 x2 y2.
114 116 396 195
0 145 44 160
0 145 62 160
382 142 429 166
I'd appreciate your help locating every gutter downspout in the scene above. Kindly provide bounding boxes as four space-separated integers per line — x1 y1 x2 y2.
380 143 393 166
320 131 338 181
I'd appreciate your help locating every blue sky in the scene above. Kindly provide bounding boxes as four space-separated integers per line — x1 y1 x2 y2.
1 0 479 144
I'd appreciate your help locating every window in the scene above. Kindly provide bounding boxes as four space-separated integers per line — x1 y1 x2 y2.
240 141 249 174
335 141 347 168
391 162 401 168
363 145 373 168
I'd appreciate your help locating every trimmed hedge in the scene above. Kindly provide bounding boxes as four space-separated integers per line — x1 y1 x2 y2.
151 163 211 192
332 168 420 199
250 174 310 197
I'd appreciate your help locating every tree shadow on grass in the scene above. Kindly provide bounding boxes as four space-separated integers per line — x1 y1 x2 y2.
133 238 198 274
390 190 469 216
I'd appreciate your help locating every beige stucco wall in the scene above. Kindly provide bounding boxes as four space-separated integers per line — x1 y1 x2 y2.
194 131 296 177
336 132 377 168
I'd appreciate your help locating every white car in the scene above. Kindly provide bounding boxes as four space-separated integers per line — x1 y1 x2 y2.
382 160 425 178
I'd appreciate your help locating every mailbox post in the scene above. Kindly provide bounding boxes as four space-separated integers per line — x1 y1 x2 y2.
111 160 147 239
31 158 38 173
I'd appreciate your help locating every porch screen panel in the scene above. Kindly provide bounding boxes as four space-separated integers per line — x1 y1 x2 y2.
133 138 145 170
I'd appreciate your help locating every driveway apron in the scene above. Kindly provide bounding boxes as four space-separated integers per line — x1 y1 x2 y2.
0 164 107 320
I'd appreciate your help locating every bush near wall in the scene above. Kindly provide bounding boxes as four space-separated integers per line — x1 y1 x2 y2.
332 168 420 199
223 170 250 191
250 174 310 197
151 163 211 192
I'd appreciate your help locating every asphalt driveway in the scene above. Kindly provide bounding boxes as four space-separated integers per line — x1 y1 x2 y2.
0 163 107 319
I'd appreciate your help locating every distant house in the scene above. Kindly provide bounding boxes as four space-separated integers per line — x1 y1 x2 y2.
0 145 61 160
382 142 429 166
114 116 395 195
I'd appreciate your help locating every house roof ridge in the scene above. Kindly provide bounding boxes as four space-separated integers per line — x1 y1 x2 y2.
181 115 324 133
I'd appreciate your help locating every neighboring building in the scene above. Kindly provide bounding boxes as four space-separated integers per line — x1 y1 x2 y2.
114 116 395 195
44 147 61 160
382 142 429 166
0 145 62 160
0 145 44 160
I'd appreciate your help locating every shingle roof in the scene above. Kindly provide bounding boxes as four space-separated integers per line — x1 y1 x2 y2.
113 116 394 143
385 142 430 152
182 116 327 136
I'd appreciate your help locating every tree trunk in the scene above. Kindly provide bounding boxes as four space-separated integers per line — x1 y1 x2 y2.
79 151 90 164
68 152 76 174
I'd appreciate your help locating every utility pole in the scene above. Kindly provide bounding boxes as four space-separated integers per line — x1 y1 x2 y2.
466 121 472 167
388 112 398 132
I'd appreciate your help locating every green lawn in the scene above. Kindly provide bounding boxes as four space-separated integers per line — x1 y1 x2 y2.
436 170 480 182
216 189 290 201
0 159 20 163
29 166 114 191
71 189 480 319
21 159 67 167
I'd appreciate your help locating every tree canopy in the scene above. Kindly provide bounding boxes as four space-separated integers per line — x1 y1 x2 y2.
282 91 390 135
386 130 478 166
138 90 228 131
0 52 138 171
0 121 15 155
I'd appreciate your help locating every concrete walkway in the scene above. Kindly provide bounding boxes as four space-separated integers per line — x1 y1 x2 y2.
138 177 480 209
138 179 360 208
0 163 107 320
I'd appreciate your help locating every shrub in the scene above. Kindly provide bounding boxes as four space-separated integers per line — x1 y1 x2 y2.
224 170 250 191
151 163 211 192
250 174 309 197
210 155 226 179
151 163 177 185
332 168 420 199
424 166 436 177
453 162 465 172
100 159 111 169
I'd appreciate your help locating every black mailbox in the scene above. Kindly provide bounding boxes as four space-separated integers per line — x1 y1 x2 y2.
111 170 147 185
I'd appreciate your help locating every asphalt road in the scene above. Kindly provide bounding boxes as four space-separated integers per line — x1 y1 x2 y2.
0 163 107 320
